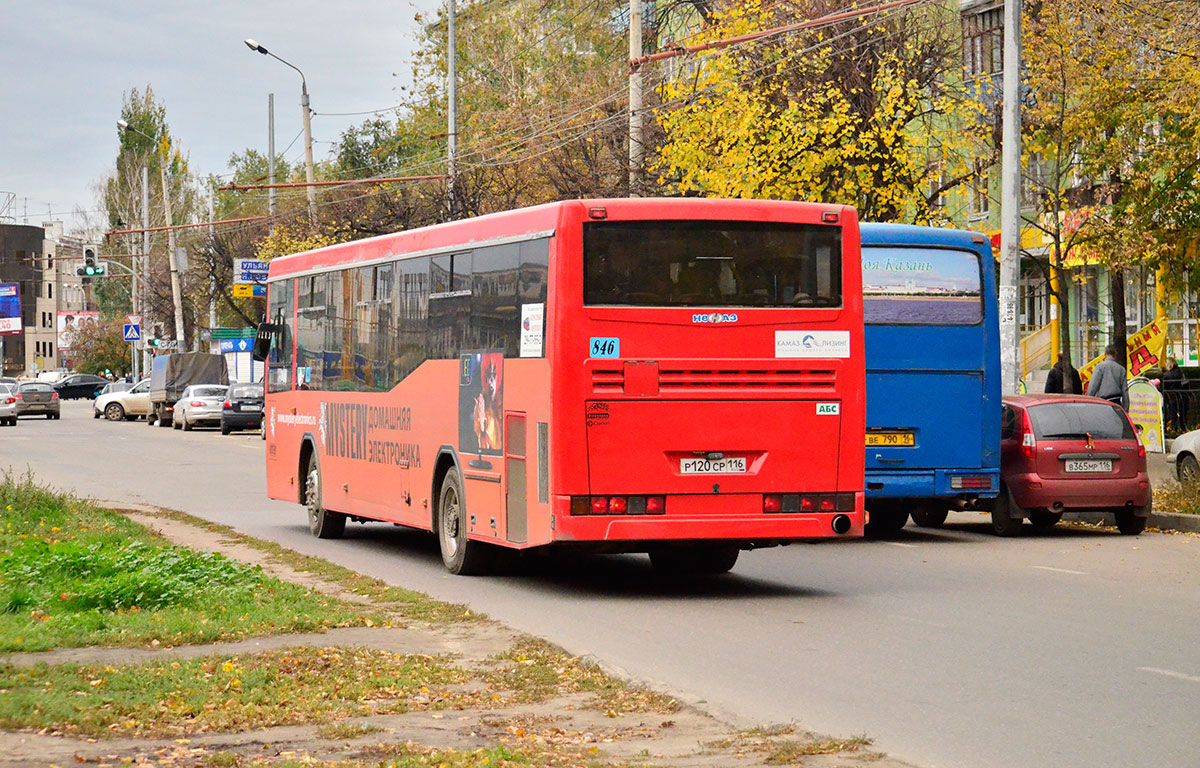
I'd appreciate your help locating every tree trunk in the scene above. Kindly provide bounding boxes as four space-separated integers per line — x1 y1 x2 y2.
1059 275 1076 393
1111 269 1128 368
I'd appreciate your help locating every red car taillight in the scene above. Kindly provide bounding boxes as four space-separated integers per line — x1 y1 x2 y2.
189 400 204 407
50 392 59 399
1018 409 1036 459
223 400 232 409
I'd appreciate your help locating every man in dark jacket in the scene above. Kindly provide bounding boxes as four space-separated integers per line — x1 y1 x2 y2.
1044 355 1083 394
1161 356 1189 430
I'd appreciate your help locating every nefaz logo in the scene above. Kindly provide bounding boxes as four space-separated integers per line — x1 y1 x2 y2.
692 312 739 324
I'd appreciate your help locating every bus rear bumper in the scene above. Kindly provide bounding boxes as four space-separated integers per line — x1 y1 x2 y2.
865 469 1000 500
553 494 864 543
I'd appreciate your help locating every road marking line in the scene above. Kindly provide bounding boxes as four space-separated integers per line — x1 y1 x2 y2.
1031 565 1087 575
1139 667 1200 684
888 614 948 629
883 542 917 548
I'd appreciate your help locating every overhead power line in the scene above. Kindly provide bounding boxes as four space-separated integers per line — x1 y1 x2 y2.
218 175 448 191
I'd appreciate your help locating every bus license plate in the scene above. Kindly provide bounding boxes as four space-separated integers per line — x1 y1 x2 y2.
866 432 915 447
680 457 747 475
1065 459 1112 473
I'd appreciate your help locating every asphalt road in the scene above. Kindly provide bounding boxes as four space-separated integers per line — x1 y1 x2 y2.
5 400 1200 768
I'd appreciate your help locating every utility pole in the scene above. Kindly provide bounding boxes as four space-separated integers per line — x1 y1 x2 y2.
300 82 316 224
159 163 186 346
446 0 459 219
628 0 644 194
268 93 277 220
999 0 1022 395
142 166 151 374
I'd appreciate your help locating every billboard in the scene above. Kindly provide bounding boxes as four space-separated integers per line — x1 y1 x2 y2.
57 311 99 350
0 283 18 335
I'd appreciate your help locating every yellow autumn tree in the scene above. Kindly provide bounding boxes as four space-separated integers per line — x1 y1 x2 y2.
654 0 992 223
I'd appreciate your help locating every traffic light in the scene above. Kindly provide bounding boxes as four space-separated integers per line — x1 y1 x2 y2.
75 248 106 281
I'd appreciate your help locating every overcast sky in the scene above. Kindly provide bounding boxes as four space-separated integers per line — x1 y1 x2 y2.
0 0 441 234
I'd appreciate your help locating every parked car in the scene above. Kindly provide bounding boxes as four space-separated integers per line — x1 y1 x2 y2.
0 376 17 386
14 381 60 419
0 384 17 426
94 379 152 421
220 382 264 435
1167 427 1200 484
149 353 228 427
173 384 228 431
54 374 109 400
997 395 1150 536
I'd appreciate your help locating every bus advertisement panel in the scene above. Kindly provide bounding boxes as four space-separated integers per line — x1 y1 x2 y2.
259 199 866 575
860 223 1001 535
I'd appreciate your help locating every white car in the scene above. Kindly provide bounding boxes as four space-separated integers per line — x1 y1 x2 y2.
0 383 17 426
1168 428 1200 484
173 384 228 431
95 379 153 421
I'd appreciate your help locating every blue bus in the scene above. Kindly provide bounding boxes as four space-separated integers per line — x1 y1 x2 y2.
859 223 1001 535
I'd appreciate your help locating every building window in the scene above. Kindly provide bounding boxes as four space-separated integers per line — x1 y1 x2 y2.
964 6 1003 78
47 283 52 299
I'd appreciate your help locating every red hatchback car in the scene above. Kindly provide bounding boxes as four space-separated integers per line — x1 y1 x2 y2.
996 395 1151 536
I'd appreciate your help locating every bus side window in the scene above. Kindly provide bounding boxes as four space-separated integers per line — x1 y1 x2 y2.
1000 406 1016 440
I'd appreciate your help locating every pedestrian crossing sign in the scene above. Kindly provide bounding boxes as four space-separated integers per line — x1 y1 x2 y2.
123 324 141 341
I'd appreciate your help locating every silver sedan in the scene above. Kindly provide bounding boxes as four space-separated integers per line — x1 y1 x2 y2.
173 384 228 431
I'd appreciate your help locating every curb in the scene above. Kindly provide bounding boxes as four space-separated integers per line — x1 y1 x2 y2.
1148 511 1200 533
1062 510 1200 534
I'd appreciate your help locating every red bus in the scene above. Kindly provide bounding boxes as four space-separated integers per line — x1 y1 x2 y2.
256 198 865 575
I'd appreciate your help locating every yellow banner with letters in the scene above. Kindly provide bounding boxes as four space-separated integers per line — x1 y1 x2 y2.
1078 317 1169 388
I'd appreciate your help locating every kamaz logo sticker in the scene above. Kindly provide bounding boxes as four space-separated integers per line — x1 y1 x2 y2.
692 312 739 324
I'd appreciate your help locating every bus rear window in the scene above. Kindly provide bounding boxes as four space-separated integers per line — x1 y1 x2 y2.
862 246 982 324
584 220 841 308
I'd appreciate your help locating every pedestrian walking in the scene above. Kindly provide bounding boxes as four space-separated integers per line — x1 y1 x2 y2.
1161 356 1190 431
1086 344 1129 409
1045 354 1083 394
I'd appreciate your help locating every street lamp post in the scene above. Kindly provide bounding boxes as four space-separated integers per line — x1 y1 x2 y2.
118 119 187 348
244 39 316 223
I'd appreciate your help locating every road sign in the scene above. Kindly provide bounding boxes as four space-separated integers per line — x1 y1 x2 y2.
219 338 253 353
233 258 269 285
156 339 179 350
231 285 265 299
126 314 142 326
212 327 257 340
122 324 141 341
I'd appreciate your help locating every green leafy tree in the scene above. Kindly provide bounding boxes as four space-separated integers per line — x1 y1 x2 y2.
654 0 991 222
68 317 132 377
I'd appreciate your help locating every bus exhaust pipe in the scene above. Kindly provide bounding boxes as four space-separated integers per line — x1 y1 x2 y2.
832 515 852 535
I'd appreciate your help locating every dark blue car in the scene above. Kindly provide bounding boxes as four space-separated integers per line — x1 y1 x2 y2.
860 223 1002 535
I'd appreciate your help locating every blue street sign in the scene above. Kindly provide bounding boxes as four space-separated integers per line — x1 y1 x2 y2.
252 285 267 298
122 324 141 341
220 337 254 353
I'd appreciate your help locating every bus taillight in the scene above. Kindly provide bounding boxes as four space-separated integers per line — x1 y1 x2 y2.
645 496 665 515
572 495 666 515
608 496 628 514
591 497 609 514
763 494 783 513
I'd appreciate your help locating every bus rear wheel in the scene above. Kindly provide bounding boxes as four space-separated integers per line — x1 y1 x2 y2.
305 454 345 539
910 505 949 529
649 545 739 576
436 467 492 575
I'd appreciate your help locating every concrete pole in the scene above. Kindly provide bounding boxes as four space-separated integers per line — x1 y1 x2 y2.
268 93 277 220
628 0 644 195
142 166 151 374
300 84 316 224
159 163 186 346
999 0 1023 395
447 0 458 219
